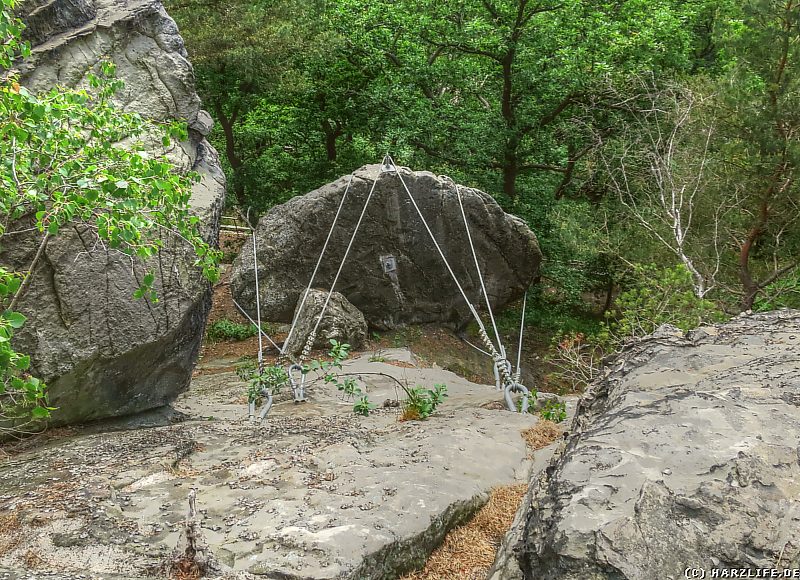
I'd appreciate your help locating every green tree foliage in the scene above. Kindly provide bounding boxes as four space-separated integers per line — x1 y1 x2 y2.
0 0 219 434
168 0 799 357
600 1 800 311
334 0 700 199
164 0 378 209
714 0 800 309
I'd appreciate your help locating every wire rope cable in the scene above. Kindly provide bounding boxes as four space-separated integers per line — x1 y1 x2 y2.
298 158 386 361
448 176 504 354
282 173 355 357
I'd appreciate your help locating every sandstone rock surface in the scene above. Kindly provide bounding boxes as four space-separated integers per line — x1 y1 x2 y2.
282 289 368 356
4 0 225 426
0 350 559 578
490 310 800 579
231 165 541 330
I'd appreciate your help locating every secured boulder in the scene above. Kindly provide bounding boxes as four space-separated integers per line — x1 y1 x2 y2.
282 290 368 357
4 0 225 426
490 310 800 579
231 165 541 330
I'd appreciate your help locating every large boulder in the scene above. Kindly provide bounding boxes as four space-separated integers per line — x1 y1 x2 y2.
231 165 541 330
3 0 225 426
490 310 800 579
282 289 368 357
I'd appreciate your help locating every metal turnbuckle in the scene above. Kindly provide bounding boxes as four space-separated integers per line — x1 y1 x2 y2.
504 381 530 414
288 363 307 403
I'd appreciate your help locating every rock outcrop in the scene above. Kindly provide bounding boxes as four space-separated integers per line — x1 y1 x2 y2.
282 289 368 356
231 165 541 330
5 0 225 426
490 310 800 579
0 350 553 578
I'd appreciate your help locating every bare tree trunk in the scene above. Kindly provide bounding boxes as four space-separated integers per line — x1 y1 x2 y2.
739 196 769 310
321 119 343 162
213 101 245 201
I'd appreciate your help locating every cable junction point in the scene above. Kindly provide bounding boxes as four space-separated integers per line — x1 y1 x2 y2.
246 155 533 422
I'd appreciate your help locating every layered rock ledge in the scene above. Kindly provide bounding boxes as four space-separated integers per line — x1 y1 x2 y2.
491 310 800 579
0 350 558 578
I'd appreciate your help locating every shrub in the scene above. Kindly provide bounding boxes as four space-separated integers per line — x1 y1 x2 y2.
400 384 447 421
547 264 726 393
206 319 258 342
596 264 725 347
754 273 800 312
539 399 567 423
353 395 376 416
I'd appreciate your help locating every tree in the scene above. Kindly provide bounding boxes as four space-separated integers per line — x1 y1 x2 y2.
333 0 701 200
600 78 726 298
164 0 314 206
0 0 219 435
717 0 800 309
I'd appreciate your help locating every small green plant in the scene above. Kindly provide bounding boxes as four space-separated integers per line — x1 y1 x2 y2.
353 395 376 416
514 388 539 413
400 383 447 421
302 340 374 414
235 358 257 382
236 359 287 402
539 399 567 423
337 376 360 400
242 364 288 403
207 319 259 342
368 349 387 363
304 339 351 382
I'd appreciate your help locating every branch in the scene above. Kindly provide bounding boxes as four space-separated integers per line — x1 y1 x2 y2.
411 140 475 169
340 371 409 393
758 261 799 290
516 162 567 173
420 34 503 63
9 232 50 312
534 92 580 129
481 0 500 19
519 2 564 28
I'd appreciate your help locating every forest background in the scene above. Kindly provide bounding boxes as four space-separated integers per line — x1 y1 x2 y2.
166 0 800 360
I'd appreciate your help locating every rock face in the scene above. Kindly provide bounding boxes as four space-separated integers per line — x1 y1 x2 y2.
490 310 800 579
231 165 541 330
5 0 225 426
0 350 550 578
282 289 368 356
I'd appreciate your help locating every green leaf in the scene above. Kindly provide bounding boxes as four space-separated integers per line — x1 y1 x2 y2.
4 311 26 329
31 406 50 419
